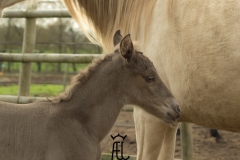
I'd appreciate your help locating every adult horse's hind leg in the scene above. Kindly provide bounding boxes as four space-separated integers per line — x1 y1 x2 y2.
134 108 178 160
210 129 225 143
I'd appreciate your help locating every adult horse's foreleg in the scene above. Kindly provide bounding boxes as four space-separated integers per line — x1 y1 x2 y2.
134 108 178 160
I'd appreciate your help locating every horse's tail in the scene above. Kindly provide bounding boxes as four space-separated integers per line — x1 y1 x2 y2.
63 0 157 53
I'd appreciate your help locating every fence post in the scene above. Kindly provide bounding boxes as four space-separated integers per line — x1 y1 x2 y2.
181 122 194 160
18 18 36 96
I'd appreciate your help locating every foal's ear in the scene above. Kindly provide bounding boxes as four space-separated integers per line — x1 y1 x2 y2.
113 30 123 46
120 34 134 62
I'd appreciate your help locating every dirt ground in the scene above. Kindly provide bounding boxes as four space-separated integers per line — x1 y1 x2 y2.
101 112 240 160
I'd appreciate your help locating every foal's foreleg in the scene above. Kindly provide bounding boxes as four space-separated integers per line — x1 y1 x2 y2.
134 108 172 160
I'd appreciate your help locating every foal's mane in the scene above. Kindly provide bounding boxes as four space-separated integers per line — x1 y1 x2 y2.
48 54 113 103
48 41 141 103
62 0 158 52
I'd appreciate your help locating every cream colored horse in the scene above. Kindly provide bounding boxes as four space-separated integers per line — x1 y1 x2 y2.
1 0 240 159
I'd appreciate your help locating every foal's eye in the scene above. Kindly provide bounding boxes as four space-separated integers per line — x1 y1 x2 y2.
146 76 155 83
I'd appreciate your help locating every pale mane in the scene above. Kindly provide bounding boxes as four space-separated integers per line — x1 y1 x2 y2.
22 0 175 52
62 0 157 52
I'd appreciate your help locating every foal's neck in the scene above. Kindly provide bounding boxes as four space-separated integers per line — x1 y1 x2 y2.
65 56 126 142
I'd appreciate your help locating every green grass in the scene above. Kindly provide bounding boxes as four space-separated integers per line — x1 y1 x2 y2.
0 84 64 97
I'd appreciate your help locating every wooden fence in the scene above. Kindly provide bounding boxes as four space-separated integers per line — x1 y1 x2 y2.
0 9 193 160
0 53 101 63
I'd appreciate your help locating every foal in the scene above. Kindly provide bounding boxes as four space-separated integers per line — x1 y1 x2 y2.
0 31 180 160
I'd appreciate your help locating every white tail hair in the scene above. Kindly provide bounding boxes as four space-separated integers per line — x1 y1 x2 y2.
63 0 158 52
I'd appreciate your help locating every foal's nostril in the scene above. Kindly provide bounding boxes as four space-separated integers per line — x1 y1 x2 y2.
176 105 181 113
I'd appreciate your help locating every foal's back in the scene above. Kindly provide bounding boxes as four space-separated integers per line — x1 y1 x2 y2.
0 101 52 160
0 101 96 160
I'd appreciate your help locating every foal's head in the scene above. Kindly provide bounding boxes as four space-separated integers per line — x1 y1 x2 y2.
114 30 180 123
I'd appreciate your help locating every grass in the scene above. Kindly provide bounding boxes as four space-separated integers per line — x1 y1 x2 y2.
0 63 89 97
0 84 64 97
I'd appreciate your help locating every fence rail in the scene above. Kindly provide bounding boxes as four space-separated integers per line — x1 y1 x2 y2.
0 95 45 104
2 9 70 18
0 53 101 63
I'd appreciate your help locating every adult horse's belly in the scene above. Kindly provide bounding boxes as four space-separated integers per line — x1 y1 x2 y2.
176 56 240 132
151 0 240 132
167 1 240 131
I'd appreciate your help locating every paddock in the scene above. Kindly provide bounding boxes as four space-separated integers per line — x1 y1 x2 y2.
102 112 240 159
0 7 239 160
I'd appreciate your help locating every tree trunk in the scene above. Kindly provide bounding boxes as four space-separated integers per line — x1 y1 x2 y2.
57 18 63 73
70 28 77 73
5 19 11 72
37 62 41 72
